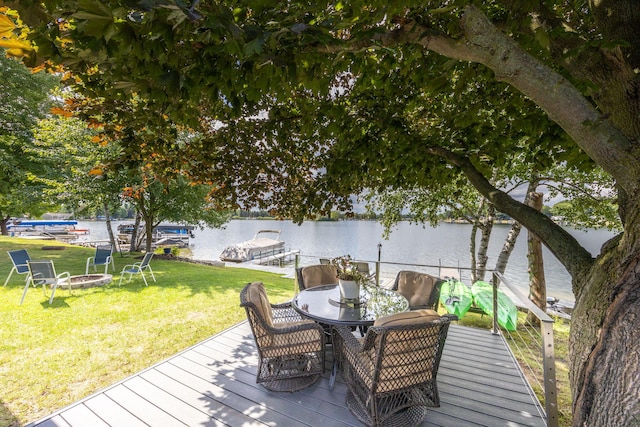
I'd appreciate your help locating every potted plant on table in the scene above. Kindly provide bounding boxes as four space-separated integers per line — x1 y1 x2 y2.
331 255 365 302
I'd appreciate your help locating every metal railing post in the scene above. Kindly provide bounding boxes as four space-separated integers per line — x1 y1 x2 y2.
541 320 559 427
294 254 300 293
376 243 382 286
491 280 500 335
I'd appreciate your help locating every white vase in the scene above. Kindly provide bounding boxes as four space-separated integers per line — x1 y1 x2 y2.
338 279 360 301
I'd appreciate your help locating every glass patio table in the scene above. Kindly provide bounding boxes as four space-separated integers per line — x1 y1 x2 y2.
291 284 409 389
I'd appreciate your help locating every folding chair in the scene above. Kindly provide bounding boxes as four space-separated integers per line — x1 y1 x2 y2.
118 252 156 286
85 245 115 274
22 260 71 305
4 249 31 287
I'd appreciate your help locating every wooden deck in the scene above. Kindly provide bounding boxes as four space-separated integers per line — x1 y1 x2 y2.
26 322 546 427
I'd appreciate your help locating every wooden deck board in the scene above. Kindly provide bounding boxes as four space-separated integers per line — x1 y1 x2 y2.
27 322 547 427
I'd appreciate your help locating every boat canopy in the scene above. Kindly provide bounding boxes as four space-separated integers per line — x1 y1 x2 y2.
8 220 78 228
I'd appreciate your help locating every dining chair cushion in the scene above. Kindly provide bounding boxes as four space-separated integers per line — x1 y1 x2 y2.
261 320 324 358
246 281 273 326
373 309 441 327
301 264 338 289
395 271 440 309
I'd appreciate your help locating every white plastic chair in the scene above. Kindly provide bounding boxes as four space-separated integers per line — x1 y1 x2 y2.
118 252 156 286
23 260 72 305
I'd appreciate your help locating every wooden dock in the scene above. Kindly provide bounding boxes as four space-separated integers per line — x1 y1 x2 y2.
26 322 546 427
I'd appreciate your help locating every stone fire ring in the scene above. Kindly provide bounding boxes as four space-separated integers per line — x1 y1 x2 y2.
68 274 113 289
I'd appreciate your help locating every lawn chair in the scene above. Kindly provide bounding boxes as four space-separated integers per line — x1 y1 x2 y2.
4 249 31 287
85 245 115 274
22 260 72 305
118 252 155 286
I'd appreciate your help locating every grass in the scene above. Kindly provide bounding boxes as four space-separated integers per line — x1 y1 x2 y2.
0 237 296 427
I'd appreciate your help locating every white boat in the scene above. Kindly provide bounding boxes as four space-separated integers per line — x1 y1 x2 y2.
219 230 285 262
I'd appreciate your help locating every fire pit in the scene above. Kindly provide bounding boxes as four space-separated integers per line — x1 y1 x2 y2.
68 274 113 289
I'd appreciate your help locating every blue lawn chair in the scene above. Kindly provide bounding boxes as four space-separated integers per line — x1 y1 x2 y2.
22 260 72 305
4 249 31 287
85 245 115 274
118 252 156 286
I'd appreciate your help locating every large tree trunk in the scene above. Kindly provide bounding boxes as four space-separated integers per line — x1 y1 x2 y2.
1 215 9 235
475 204 494 282
493 222 522 277
469 221 479 282
526 191 546 326
130 212 142 252
571 233 640 426
102 201 117 253
468 199 493 283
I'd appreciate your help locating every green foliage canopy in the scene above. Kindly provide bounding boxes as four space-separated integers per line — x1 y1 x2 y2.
0 51 60 225
13 2 640 424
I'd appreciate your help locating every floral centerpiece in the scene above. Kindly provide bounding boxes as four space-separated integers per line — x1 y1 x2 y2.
331 255 365 302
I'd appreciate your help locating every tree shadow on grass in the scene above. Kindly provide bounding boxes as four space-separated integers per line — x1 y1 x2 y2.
0 398 19 427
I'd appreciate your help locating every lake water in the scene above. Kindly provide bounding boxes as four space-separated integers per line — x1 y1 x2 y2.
77 219 617 301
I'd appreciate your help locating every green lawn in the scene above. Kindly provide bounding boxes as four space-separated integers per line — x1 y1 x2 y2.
0 237 296 427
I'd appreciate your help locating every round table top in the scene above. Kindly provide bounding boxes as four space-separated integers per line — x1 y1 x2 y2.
292 284 409 326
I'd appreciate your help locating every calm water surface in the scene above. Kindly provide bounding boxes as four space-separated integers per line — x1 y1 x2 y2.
78 219 616 301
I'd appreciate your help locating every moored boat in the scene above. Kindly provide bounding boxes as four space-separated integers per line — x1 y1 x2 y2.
546 296 573 319
219 230 285 262
117 223 194 247
8 219 83 240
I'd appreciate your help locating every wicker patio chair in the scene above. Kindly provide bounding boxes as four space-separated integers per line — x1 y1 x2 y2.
333 310 456 427
391 271 443 310
240 282 325 392
299 264 338 290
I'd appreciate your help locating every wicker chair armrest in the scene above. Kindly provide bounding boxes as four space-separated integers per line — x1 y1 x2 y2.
271 300 293 309
268 319 325 335
271 303 305 323
334 325 365 354
441 313 459 322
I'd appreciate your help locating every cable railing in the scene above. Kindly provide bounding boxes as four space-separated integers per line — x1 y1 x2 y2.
493 272 559 427
293 253 559 427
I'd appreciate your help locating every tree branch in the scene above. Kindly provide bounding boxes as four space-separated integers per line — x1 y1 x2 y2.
428 146 594 278
374 6 640 195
